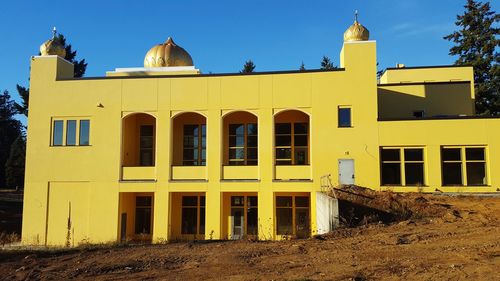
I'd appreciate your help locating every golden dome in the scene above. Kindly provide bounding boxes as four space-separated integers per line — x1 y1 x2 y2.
40 27 66 57
144 37 194 67
343 11 370 42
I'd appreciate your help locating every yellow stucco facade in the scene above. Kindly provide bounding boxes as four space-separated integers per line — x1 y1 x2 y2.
21 30 500 246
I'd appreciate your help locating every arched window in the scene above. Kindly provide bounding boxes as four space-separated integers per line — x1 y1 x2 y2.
223 111 258 166
172 112 207 166
274 110 310 165
122 113 156 167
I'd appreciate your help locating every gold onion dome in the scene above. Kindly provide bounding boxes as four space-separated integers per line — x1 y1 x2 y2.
343 11 370 42
144 37 194 67
40 27 66 57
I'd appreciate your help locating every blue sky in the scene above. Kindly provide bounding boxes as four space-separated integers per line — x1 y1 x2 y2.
1 0 498 108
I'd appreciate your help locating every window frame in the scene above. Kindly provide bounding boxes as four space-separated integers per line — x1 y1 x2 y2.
228 123 258 166
275 122 309 165
338 106 353 128
230 195 258 236
380 147 426 186
181 195 206 235
51 117 91 147
441 146 488 186
134 196 153 235
182 124 207 166
275 195 310 237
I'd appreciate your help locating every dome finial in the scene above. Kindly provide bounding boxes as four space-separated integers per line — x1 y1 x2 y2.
343 11 370 42
40 27 66 57
144 37 194 67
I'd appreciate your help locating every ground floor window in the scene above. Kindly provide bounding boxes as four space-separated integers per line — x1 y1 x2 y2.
135 196 152 235
181 195 206 235
276 195 310 238
230 196 258 239
380 147 425 186
442 146 487 186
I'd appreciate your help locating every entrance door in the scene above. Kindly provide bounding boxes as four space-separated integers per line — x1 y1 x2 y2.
120 213 127 242
339 159 355 185
295 208 310 238
231 208 244 239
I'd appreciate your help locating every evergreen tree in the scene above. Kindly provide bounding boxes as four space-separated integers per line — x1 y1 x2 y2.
444 0 499 115
299 62 306 71
54 33 88 78
241 60 256 73
15 33 87 116
320 56 335 70
14 85 29 116
5 134 25 189
0 90 22 188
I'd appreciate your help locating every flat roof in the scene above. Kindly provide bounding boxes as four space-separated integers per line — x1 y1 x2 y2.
385 64 472 71
378 81 471 87
378 115 500 122
58 68 346 81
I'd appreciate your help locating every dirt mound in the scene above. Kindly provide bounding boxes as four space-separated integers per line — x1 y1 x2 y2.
0 193 499 280
330 185 459 227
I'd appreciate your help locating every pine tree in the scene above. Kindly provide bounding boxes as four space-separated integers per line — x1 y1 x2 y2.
15 33 87 116
5 134 25 189
0 90 22 188
54 33 88 78
320 56 335 70
444 0 499 115
241 60 256 73
299 62 306 71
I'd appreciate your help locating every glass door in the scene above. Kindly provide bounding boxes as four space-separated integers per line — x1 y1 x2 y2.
231 196 244 239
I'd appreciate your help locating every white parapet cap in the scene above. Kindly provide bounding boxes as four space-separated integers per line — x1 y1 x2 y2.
110 66 198 73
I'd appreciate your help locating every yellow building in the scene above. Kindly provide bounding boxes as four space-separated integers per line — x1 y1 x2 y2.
22 17 500 246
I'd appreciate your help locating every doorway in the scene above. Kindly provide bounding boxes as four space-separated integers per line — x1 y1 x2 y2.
230 196 258 239
339 159 355 185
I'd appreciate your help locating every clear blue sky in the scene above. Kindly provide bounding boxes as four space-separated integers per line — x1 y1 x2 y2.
1 0 498 108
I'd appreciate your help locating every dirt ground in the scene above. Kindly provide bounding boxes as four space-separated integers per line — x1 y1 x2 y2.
0 191 499 281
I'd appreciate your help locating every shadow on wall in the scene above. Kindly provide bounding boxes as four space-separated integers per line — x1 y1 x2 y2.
378 83 475 119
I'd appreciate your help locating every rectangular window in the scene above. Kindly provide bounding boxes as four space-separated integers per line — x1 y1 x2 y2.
183 124 206 166
380 147 425 186
276 195 310 237
135 196 152 235
229 123 258 165
413 110 425 118
52 118 90 146
66 120 77 146
140 125 154 166
275 122 308 165
52 120 64 146
79 120 90 145
338 106 352 128
442 147 487 186
181 195 206 235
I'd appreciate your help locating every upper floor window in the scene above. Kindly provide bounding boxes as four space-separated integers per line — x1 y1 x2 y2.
338 106 352 128
228 123 258 165
183 124 206 166
380 147 425 186
53 120 64 146
79 120 90 145
140 125 154 166
441 146 487 186
275 122 309 165
52 118 90 146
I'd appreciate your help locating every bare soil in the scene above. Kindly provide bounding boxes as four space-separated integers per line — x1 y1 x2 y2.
1 190 499 281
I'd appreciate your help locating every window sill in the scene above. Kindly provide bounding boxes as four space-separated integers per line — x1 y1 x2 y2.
50 145 92 147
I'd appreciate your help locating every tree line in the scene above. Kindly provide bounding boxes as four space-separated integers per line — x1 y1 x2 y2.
0 0 497 189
